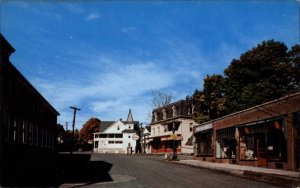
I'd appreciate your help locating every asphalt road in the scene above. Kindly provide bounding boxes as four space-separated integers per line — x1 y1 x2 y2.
60 153 277 188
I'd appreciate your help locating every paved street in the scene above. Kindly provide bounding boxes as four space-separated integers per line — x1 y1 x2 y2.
61 153 276 188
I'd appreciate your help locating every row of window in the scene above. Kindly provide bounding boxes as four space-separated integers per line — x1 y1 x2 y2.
151 123 193 136
153 105 195 122
95 134 123 138
3 114 55 149
94 141 123 148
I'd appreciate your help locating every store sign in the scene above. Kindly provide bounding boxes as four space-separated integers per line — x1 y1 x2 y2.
161 135 182 141
132 134 140 140
195 123 212 133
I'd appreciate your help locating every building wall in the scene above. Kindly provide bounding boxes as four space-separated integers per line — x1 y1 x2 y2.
149 100 196 154
0 35 59 186
194 93 300 171
179 119 195 154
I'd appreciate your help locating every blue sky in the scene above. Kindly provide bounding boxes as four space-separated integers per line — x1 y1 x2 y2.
1 1 298 129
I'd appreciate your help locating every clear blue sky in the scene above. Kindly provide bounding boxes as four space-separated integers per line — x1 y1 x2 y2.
1 1 298 129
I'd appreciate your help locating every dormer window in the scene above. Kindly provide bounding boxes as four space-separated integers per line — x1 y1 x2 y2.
162 109 167 120
188 107 191 115
192 104 195 114
172 105 177 117
154 112 158 122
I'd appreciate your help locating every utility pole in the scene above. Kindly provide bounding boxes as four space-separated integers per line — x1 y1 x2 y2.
70 106 80 154
172 122 178 160
65 122 68 131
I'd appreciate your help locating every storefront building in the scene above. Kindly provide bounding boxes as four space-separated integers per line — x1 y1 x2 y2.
149 100 196 154
194 92 300 171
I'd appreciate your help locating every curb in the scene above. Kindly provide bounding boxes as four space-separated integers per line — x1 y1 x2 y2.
171 161 300 187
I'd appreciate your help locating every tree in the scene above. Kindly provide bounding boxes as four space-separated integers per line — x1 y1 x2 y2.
151 90 172 108
192 75 228 123
191 90 210 123
224 40 299 113
288 44 300 91
79 117 101 144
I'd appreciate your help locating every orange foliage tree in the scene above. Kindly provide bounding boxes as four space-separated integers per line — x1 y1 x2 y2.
79 117 101 144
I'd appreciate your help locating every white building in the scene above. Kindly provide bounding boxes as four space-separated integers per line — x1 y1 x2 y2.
93 109 139 154
141 126 151 154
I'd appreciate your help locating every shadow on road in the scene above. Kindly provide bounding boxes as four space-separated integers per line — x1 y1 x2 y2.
59 153 113 185
1 153 113 187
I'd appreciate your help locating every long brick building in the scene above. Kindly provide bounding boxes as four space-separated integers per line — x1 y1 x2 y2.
194 92 300 171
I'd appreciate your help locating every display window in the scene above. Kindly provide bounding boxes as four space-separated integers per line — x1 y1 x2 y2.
238 117 287 162
216 127 236 159
195 130 213 156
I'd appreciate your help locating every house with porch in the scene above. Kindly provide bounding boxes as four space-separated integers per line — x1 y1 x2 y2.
93 109 140 154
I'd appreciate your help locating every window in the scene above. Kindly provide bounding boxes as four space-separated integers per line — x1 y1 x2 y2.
117 126 120 130
154 112 158 122
239 118 287 162
172 106 177 117
190 123 193 132
109 134 114 138
100 134 107 138
195 130 213 156
108 141 114 144
162 109 167 120
95 134 99 138
115 141 123 144
216 128 236 159
115 134 123 138
95 141 99 148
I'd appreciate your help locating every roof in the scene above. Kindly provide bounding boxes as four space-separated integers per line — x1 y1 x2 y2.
127 109 134 122
99 121 115 132
145 126 151 132
185 135 194 146
1 34 59 116
195 91 300 128
0 33 15 58
122 129 136 133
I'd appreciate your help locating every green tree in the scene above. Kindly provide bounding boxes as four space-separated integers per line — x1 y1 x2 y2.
224 40 298 113
192 75 228 123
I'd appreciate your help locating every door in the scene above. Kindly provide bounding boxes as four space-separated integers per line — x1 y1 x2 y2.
257 136 267 167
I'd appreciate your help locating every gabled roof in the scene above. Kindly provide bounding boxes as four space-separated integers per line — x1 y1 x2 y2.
99 121 115 132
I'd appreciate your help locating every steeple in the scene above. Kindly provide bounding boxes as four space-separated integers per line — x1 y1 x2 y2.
127 109 133 122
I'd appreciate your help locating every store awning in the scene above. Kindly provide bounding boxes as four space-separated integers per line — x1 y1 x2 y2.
237 115 286 128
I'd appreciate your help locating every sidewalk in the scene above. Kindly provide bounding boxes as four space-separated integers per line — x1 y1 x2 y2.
174 159 300 187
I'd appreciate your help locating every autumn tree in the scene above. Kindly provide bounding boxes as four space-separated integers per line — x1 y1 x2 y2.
79 117 101 144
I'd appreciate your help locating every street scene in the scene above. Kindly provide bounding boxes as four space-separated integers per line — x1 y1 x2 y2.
1 1 300 187
59 153 278 188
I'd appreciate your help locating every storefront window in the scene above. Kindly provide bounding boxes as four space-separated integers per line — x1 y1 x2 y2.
195 130 212 156
216 127 236 159
239 117 287 162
